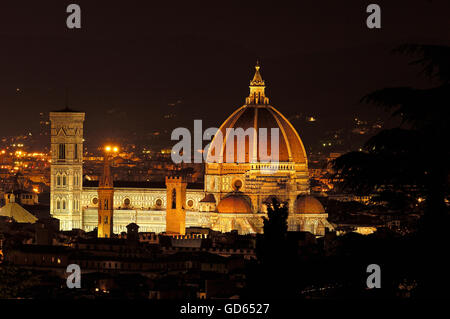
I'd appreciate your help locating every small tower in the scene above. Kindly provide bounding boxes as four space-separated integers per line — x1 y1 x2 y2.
165 176 187 235
97 147 116 238
4 193 16 204
126 223 140 243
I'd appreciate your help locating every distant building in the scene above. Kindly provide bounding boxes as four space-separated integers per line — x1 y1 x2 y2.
4 190 39 206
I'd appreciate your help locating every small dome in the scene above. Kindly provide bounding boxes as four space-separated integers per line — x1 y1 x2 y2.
295 195 325 214
217 195 252 214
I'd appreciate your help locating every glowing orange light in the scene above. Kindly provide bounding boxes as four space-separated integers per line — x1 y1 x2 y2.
105 146 111 152
113 147 119 153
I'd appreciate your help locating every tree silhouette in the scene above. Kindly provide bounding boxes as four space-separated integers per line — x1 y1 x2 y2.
244 198 299 298
258 198 289 263
332 44 450 297
333 45 449 217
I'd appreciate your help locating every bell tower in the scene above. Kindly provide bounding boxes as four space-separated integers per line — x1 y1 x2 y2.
49 110 85 230
165 176 187 235
97 148 116 238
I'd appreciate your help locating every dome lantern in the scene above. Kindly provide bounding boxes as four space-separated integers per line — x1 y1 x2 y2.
246 61 269 105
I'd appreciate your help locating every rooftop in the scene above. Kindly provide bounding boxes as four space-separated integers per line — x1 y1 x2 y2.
83 180 204 190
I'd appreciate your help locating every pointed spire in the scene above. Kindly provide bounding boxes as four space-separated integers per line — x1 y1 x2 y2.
246 60 269 105
99 153 113 188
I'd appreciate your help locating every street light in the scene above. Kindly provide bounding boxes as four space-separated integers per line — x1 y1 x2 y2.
104 145 119 153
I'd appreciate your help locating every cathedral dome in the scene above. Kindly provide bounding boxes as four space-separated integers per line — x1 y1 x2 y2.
217 194 252 214
295 195 325 214
207 63 307 164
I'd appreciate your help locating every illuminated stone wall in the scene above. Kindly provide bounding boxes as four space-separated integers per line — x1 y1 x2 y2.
49 111 85 230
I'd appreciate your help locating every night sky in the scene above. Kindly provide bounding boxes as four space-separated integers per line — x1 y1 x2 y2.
1 0 448 149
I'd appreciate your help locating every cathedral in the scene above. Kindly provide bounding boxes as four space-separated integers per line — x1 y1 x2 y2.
49 64 332 236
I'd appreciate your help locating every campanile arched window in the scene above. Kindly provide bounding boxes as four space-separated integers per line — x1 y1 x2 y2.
58 144 66 160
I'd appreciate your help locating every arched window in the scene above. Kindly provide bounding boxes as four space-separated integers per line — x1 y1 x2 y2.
62 175 67 186
172 189 177 209
56 200 60 210
233 179 243 191
104 199 108 210
62 200 66 210
57 175 61 186
58 144 66 160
